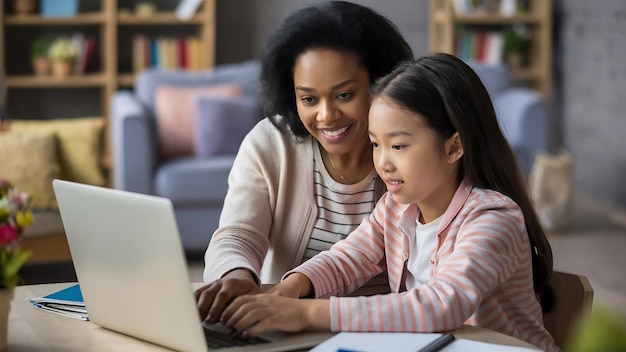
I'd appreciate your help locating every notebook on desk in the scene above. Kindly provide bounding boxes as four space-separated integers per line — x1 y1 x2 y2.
52 179 334 352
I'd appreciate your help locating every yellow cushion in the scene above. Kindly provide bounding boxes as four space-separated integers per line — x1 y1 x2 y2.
10 118 106 186
0 132 61 209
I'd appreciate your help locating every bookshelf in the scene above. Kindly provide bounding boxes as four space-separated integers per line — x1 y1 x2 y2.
0 0 216 171
429 0 551 99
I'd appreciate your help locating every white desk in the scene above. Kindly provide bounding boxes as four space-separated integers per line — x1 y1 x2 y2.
9 283 539 351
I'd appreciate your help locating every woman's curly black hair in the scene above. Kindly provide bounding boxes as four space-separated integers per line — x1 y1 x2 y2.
260 1 414 137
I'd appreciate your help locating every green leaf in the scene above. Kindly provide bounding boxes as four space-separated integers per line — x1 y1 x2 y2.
0 249 31 289
5 250 32 279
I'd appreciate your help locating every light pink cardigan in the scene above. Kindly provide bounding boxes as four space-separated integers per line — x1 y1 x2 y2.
288 180 559 352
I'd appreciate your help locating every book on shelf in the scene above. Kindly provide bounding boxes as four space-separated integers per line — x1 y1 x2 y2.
79 38 95 74
132 35 202 72
455 28 504 65
178 39 188 70
69 32 95 75
29 283 89 321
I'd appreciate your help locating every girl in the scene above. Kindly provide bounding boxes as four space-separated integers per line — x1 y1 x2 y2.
218 54 559 352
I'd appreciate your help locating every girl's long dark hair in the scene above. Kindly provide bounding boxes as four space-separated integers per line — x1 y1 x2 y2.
371 53 553 305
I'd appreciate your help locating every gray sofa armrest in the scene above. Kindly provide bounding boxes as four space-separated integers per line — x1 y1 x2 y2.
111 90 156 194
492 88 548 175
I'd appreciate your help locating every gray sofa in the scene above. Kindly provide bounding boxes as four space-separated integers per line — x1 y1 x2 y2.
110 59 547 255
110 60 263 255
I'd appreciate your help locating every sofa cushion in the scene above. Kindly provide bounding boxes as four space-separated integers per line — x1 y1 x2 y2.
10 118 106 186
193 95 262 158
155 83 243 159
154 157 234 204
0 132 60 209
137 60 262 116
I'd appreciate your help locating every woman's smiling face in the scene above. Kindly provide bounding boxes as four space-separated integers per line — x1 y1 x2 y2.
293 48 371 156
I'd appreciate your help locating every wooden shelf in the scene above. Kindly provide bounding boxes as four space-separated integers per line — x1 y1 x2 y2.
7 74 108 88
429 0 551 99
0 0 216 176
511 67 541 81
452 13 540 24
117 12 205 25
117 74 135 86
4 12 107 25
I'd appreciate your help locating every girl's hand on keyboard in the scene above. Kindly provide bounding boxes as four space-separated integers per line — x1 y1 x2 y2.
220 293 331 337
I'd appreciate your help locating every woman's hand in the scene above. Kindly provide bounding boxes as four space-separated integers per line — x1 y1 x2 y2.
194 268 260 324
221 294 330 337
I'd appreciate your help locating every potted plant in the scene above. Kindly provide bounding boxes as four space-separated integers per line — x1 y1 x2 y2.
13 0 36 16
0 178 32 349
31 36 51 76
47 37 78 77
502 26 527 70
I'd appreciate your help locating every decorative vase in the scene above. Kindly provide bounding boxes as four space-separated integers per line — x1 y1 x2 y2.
50 60 73 78
32 57 49 76
506 52 523 72
13 0 36 15
0 288 14 351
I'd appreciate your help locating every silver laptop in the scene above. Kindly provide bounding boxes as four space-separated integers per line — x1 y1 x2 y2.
52 179 334 352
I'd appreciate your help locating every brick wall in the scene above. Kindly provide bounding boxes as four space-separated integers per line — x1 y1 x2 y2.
555 0 626 208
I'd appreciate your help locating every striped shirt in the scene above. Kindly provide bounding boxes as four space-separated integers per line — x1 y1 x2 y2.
302 142 389 295
288 179 559 352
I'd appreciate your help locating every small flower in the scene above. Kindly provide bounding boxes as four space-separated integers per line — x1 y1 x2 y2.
0 179 33 289
0 225 17 247
9 189 28 209
16 210 33 229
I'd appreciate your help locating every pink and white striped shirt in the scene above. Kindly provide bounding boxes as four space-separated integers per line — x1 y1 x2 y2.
287 179 558 352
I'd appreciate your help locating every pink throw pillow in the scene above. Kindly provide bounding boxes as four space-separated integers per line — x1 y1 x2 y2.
155 83 243 158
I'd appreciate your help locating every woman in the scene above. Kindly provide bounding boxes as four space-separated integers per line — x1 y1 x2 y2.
195 1 414 323
218 53 558 352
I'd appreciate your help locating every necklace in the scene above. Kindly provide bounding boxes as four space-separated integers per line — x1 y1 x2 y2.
327 153 369 184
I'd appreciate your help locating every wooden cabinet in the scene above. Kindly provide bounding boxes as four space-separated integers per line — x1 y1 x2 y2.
0 0 216 170
429 0 551 99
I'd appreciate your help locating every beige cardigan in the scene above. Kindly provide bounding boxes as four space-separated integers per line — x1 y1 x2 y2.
203 118 318 284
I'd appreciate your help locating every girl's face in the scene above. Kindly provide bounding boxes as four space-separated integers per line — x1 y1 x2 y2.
368 96 462 211
293 48 371 156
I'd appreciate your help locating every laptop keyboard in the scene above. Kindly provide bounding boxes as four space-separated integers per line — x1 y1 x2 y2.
204 326 271 349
